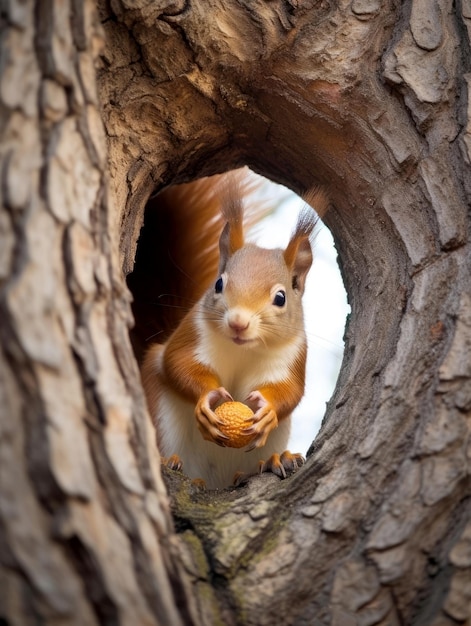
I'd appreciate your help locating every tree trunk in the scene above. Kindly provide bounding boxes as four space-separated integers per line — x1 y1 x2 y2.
1 1 470 625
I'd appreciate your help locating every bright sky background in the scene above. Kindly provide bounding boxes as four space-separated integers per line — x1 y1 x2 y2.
246 173 350 454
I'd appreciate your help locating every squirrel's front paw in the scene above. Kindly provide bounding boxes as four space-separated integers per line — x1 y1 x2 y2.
244 390 278 449
195 387 233 446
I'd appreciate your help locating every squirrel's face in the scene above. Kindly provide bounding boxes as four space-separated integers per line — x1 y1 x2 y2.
202 244 307 349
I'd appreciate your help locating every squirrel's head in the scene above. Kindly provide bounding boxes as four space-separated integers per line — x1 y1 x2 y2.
202 207 316 349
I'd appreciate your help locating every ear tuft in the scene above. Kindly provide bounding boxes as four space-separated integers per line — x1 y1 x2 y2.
303 186 331 219
218 173 245 271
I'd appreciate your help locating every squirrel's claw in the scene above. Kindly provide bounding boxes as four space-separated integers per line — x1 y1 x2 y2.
196 387 233 446
206 387 234 411
258 451 305 478
244 390 278 449
162 454 183 471
245 390 267 413
234 451 304 486
191 478 207 491
232 471 249 486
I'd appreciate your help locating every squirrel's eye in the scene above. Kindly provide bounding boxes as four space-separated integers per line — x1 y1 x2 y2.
215 277 224 294
273 290 286 307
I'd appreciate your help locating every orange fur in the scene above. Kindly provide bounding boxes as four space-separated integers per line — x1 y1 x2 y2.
140 343 163 421
161 313 221 402
257 341 307 421
219 175 245 257
128 169 266 359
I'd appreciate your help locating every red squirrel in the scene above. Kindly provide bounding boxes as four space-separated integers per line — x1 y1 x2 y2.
140 171 328 489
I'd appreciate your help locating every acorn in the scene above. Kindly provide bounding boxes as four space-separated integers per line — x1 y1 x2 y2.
214 401 254 448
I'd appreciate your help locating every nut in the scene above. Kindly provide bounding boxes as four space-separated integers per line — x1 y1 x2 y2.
214 401 254 448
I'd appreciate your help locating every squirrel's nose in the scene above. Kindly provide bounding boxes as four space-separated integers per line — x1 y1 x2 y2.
227 310 250 332
229 319 249 332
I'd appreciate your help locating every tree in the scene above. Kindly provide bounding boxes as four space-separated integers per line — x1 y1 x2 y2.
1 0 470 624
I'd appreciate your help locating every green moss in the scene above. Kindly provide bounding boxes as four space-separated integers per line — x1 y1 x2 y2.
164 468 293 623
179 530 225 626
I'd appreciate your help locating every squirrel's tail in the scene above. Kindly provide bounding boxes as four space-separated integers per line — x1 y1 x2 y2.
127 168 266 360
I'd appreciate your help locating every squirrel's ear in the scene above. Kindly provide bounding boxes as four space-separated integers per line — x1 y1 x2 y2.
285 237 313 294
284 207 317 294
218 219 244 271
218 174 245 271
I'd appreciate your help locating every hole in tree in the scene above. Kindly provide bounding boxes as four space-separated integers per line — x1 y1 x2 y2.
127 168 349 483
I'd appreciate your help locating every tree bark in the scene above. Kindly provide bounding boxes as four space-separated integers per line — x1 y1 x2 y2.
0 2 196 625
1 1 471 625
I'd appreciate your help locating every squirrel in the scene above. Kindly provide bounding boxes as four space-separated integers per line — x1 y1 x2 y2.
136 169 329 490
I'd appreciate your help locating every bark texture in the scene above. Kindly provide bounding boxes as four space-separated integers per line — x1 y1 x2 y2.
1 0 471 625
0 2 195 625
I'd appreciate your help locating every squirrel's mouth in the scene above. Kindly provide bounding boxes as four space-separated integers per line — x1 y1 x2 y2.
231 336 254 346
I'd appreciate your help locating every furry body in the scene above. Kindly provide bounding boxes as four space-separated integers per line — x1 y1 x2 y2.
141 173 328 489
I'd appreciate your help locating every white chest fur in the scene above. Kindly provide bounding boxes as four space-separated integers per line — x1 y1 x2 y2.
194 312 304 400
155 311 303 489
